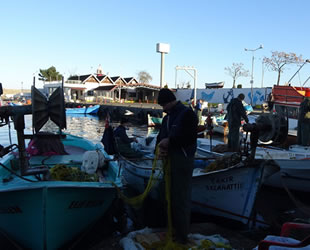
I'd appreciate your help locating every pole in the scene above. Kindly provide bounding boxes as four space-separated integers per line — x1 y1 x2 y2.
175 67 177 88
250 53 254 107
119 85 121 102
261 60 264 88
194 69 197 106
245 45 263 106
160 53 165 88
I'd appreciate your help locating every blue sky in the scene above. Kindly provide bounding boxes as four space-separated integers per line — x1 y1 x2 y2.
1 0 310 90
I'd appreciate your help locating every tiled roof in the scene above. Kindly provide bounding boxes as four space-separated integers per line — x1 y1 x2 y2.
121 83 160 90
111 76 120 82
94 85 117 91
96 75 107 81
68 74 92 82
124 77 134 83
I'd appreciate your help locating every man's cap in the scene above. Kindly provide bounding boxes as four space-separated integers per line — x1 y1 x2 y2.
157 88 176 105
238 93 245 100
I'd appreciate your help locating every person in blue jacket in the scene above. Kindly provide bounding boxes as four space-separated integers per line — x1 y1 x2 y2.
155 88 198 244
226 93 249 151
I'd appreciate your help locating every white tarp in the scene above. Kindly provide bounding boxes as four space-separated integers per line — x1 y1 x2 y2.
119 227 233 250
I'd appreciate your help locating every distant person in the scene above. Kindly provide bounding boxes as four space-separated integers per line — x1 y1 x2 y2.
194 99 203 125
226 93 249 151
267 93 274 111
297 97 310 146
156 88 198 244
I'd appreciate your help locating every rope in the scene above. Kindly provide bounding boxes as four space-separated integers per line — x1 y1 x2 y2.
0 162 36 182
113 146 162 208
281 175 310 216
114 146 233 249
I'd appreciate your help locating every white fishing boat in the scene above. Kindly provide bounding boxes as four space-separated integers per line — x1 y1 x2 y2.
196 113 310 192
120 141 265 225
205 81 224 89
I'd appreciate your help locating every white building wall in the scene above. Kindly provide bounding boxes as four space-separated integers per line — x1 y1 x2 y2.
175 87 272 106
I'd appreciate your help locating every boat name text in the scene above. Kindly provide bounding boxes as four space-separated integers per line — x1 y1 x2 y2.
205 176 243 191
68 200 104 209
0 206 22 214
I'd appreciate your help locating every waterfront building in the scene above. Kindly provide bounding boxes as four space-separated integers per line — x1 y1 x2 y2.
43 66 161 103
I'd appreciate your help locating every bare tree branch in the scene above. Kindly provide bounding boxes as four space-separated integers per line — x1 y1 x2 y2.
263 51 304 85
224 63 249 88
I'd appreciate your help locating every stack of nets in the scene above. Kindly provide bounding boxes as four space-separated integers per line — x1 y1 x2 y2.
50 164 99 182
204 153 241 173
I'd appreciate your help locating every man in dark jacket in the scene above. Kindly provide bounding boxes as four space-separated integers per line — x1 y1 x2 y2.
155 88 198 244
114 118 140 158
297 97 310 146
226 93 249 151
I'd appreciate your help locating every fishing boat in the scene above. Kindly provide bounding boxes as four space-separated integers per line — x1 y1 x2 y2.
201 113 257 135
205 81 224 89
201 102 254 135
120 141 265 225
0 85 121 250
197 112 310 192
147 114 163 127
66 104 100 115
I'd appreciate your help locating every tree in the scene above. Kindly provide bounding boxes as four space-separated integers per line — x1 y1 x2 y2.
263 51 304 85
39 66 63 82
179 80 191 89
137 71 152 83
224 63 249 88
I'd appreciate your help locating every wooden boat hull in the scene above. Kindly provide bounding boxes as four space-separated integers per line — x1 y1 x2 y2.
197 138 310 192
191 164 263 224
0 134 121 250
0 185 117 250
121 157 264 225
263 159 310 192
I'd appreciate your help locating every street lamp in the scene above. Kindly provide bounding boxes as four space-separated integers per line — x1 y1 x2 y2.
245 44 263 106
156 43 170 88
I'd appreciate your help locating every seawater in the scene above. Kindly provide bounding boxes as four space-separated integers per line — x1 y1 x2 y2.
0 114 156 147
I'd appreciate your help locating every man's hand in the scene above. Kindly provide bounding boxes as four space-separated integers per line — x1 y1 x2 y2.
158 138 169 157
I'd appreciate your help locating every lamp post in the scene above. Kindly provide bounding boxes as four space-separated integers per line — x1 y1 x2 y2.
156 43 170 88
261 59 265 88
245 44 263 106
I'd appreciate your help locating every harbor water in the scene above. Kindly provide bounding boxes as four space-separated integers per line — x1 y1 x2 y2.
0 114 309 249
